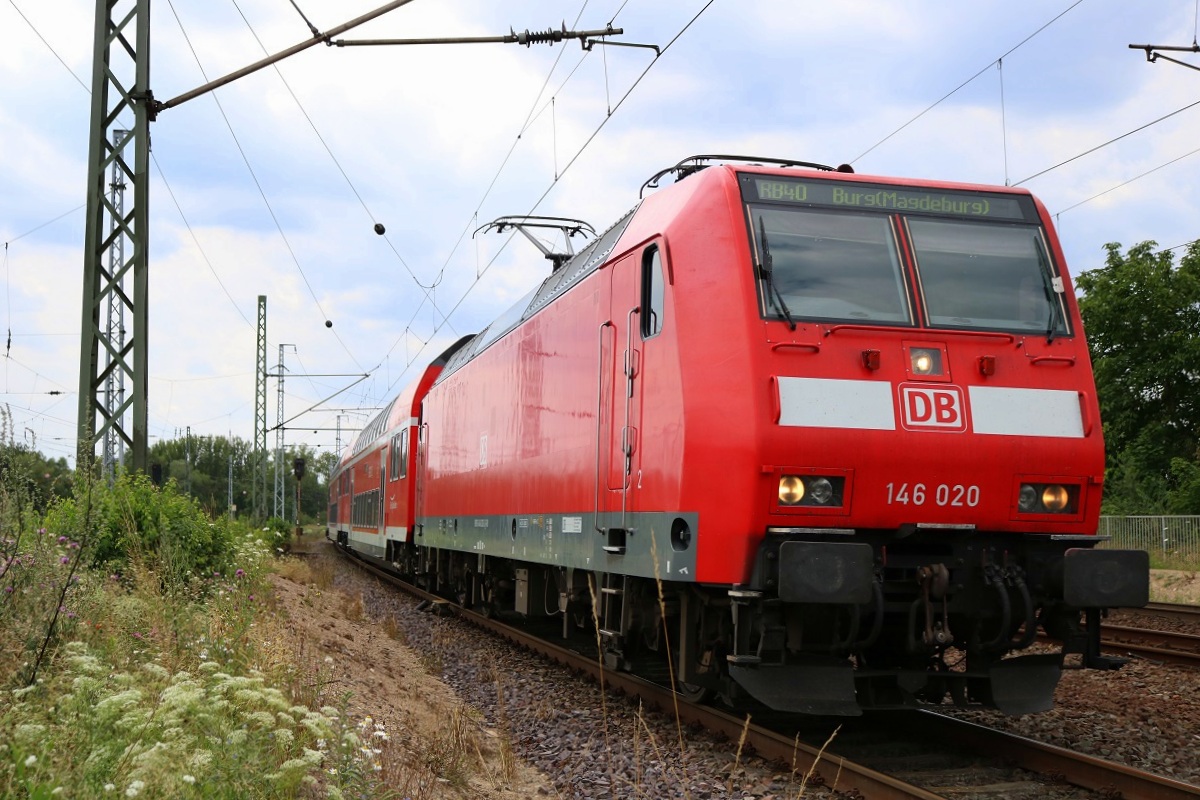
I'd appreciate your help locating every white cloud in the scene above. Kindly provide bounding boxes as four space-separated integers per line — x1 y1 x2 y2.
5 0 1200 464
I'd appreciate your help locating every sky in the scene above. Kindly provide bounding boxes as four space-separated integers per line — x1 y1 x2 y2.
1 0 1199 468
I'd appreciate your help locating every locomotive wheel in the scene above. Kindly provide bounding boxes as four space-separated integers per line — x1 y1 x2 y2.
676 680 711 703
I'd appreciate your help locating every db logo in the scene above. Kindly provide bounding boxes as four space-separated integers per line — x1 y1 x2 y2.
899 384 968 432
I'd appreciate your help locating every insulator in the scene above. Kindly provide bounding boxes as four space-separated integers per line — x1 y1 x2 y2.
517 27 565 47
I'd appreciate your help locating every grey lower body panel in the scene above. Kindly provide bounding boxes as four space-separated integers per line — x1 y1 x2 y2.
413 510 700 581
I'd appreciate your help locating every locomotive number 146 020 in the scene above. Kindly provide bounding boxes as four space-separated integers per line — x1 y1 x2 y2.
885 482 981 507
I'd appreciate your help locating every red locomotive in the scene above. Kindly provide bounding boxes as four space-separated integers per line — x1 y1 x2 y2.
329 156 1148 715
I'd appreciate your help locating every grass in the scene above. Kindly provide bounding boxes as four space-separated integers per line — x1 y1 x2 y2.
4 458 1189 798
1149 568 1200 604
0 470 408 799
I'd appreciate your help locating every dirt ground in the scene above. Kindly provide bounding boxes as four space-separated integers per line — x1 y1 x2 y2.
268 555 555 799
1149 568 1200 604
268 540 1197 799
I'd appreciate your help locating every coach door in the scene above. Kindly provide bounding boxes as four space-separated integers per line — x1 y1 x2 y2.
378 447 387 536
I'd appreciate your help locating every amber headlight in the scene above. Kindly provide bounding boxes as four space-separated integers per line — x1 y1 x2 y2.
778 475 845 507
1041 485 1070 512
779 476 805 505
1017 482 1077 514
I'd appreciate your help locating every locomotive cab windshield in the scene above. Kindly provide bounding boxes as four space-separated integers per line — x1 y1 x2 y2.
742 174 1070 336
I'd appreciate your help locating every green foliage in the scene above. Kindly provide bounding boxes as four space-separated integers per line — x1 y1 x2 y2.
0 445 72 514
0 453 400 798
149 435 338 523
1077 240 1200 513
44 474 251 592
1166 458 1200 515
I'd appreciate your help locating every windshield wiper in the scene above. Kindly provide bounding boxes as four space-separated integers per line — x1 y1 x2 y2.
1033 236 1064 343
758 216 796 331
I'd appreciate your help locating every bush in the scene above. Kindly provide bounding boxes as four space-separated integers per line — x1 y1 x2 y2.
0 465 395 798
42 474 268 595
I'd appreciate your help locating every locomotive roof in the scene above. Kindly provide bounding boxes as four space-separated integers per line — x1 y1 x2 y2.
433 204 640 385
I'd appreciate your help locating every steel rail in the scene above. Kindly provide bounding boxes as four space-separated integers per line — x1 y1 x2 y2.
332 542 945 800
331 541 1199 799
1099 624 1200 668
909 712 1200 800
1141 601 1200 622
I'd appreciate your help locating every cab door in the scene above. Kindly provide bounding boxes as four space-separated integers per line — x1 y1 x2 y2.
600 244 666 543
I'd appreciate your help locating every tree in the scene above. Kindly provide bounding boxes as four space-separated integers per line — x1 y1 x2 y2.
1076 240 1200 513
149 434 255 518
0 445 73 512
147 435 341 523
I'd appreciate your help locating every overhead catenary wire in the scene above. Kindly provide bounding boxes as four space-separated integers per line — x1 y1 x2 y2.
164 0 366 372
1013 97 1200 186
376 0 718 401
9 3 300 441
1054 144 1200 216
229 0 456 314
373 0 600 370
850 0 1087 165
151 154 254 328
6 0 89 92
998 59 1009 186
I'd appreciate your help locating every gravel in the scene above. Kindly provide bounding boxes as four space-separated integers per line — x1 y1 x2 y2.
334 560 1200 798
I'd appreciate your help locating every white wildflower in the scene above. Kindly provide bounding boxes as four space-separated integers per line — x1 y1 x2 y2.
23 754 36 767
141 662 170 680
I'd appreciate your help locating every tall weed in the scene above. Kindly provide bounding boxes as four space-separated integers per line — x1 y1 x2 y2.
0 466 392 798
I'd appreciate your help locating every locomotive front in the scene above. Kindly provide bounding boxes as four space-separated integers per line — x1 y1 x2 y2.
684 168 1149 714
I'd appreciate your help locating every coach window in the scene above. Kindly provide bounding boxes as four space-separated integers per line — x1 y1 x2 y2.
399 431 409 479
641 246 666 339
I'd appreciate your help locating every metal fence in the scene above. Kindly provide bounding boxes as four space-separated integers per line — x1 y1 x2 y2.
1098 516 1200 564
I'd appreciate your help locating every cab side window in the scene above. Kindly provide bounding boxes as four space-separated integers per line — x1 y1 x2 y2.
641 246 665 339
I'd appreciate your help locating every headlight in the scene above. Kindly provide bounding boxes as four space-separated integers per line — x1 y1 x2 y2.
1018 484 1038 512
910 347 942 376
778 475 845 508
1017 482 1077 515
809 478 834 505
1041 485 1070 512
779 476 805 505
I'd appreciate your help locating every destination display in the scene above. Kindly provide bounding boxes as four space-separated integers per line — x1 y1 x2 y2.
745 176 1033 221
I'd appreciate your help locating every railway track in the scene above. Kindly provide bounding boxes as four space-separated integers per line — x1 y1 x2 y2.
332 542 1200 800
1100 602 1200 668
1100 625 1200 667
1140 602 1200 622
